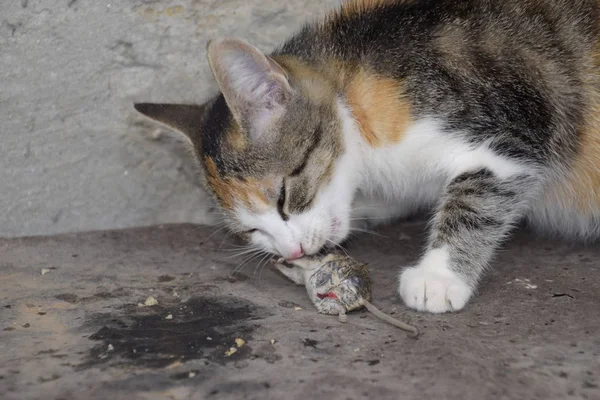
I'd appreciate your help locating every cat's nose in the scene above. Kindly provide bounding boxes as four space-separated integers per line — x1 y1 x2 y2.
286 246 304 261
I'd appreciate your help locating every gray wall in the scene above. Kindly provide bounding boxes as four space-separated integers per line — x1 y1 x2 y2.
0 0 341 238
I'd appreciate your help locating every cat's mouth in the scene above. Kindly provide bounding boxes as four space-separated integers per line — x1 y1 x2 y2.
271 247 333 268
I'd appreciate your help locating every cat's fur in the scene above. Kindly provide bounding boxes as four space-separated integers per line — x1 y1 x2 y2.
134 0 600 313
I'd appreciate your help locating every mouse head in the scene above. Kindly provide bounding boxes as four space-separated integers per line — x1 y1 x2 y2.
275 251 349 270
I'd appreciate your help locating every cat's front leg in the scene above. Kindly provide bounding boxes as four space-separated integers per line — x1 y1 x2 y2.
399 168 540 313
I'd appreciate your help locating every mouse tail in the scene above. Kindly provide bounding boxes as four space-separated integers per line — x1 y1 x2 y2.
363 300 420 338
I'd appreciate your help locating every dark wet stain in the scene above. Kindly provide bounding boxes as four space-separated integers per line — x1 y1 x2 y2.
158 275 175 282
4 305 11 309
583 380 599 389
81 296 266 369
368 359 380 366
302 338 319 348
214 272 249 283
3 327 15 331
278 300 301 309
38 374 60 383
37 312 46 315
171 370 205 380
37 349 58 355
55 293 78 303
252 344 282 364
56 289 130 305
22 323 30 328
206 381 272 397
552 293 575 299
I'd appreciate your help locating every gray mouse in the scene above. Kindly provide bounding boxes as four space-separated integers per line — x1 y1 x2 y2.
273 252 420 337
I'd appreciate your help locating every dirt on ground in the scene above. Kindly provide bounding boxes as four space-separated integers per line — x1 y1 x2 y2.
1 222 599 399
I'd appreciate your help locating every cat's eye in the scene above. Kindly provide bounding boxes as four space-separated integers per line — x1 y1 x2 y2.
244 229 258 235
277 182 289 221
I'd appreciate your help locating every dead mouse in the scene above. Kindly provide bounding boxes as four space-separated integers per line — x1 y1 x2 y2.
272 252 420 337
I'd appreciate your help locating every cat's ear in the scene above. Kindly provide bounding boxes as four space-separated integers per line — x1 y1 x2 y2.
133 103 206 145
206 38 292 138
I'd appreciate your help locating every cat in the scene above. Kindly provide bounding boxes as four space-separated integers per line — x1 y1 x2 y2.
134 0 600 313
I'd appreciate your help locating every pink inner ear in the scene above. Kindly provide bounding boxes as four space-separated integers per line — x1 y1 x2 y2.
317 292 338 300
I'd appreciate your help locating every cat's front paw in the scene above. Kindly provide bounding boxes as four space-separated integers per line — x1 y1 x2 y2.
398 261 473 313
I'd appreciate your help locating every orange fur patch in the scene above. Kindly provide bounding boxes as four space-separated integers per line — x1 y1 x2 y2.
549 41 600 212
271 56 339 102
224 121 247 151
345 68 412 147
204 157 274 211
567 102 600 211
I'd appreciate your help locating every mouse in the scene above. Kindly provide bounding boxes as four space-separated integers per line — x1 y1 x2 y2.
272 252 420 337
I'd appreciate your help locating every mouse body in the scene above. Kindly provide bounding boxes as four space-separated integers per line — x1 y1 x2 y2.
273 252 420 336
274 253 372 316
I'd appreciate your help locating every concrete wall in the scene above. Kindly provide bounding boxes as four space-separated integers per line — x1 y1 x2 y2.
0 0 341 238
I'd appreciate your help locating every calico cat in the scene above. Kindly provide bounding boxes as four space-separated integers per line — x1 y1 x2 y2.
134 0 600 313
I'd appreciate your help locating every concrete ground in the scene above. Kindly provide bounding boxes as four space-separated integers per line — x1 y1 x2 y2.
1 222 599 400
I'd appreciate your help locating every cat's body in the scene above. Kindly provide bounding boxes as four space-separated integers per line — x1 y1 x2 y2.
135 0 600 313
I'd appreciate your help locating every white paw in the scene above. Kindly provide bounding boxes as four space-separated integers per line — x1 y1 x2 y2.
398 249 473 313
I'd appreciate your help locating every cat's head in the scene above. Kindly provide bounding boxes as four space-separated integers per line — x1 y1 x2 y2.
135 38 359 259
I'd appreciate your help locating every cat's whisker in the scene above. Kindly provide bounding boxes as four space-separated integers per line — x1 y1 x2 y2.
253 251 272 276
349 215 394 221
231 250 264 277
226 246 263 259
201 225 230 244
348 227 389 238
326 238 350 257
254 251 274 287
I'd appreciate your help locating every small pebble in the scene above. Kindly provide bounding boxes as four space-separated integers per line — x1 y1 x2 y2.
107 344 114 352
224 347 237 357
165 314 173 320
144 296 158 306
235 338 245 348
188 372 196 378
294 307 303 311
206 336 212 341
270 339 276 345
41 268 51 276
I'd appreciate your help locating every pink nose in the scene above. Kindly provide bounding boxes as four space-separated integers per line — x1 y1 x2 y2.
287 247 304 261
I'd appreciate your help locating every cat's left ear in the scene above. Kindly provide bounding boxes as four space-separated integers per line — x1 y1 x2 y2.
133 103 206 146
206 38 292 139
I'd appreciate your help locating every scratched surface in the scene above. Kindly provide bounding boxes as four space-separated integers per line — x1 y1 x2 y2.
1 222 599 400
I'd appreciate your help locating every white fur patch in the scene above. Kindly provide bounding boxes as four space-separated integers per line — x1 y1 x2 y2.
398 247 473 313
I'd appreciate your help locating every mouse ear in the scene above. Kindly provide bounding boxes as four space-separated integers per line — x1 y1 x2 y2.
134 103 206 146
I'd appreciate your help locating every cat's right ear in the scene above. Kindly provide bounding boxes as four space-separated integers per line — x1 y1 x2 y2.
133 103 206 146
206 38 292 140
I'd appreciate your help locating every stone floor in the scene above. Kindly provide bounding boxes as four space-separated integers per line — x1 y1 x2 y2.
1 222 599 400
